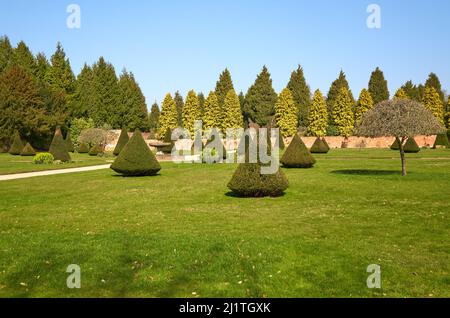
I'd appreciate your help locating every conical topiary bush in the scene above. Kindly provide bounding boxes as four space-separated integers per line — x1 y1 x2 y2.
404 138 420 153
433 133 449 149
390 139 400 150
77 142 89 153
65 131 75 152
111 129 161 176
49 127 71 162
281 134 316 168
113 128 130 155
227 133 289 197
89 144 103 156
9 131 24 155
20 142 36 156
321 138 330 151
310 137 329 154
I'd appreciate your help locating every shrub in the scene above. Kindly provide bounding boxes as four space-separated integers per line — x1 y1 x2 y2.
65 131 75 152
433 133 450 149
77 142 89 153
310 137 329 153
326 125 340 136
281 134 316 168
20 142 36 156
78 128 109 148
390 139 400 150
321 138 330 151
49 127 71 162
70 118 95 148
404 138 420 153
9 131 24 155
113 128 130 156
111 129 161 176
33 153 54 164
89 144 103 156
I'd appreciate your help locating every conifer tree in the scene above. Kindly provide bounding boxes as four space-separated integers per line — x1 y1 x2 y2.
197 92 205 119
308 89 328 137
49 127 71 162
12 41 37 76
71 64 94 118
174 91 184 127
422 87 445 125
327 70 354 122
158 93 178 138
368 67 389 104
215 68 234 107
243 66 278 126
333 87 354 137
401 81 421 101
148 102 160 131
275 88 297 138
0 35 14 73
118 70 148 131
394 88 408 100
223 89 244 131
35 53 50 83
287 65 311 127
354 88 374 125
182 90 201 136
425 73 445 103
113 128 130 156
46 43 76 95
203 91 221 131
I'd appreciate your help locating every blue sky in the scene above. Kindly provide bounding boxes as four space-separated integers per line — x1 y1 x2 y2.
1 0 449 108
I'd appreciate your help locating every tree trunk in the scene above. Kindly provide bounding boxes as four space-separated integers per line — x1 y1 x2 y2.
397 137 407 176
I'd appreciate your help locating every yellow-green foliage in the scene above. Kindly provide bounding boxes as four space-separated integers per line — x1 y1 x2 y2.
222 89 243 131
158 93 178 138
203 91 221 131
422 87 445 125
182 90 201 137
275 88 298 138
333 87 354 137
354 88 374 125
394 88 408 100
307 89 328 137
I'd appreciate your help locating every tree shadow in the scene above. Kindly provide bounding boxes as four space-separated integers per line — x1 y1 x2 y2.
330 169 400 176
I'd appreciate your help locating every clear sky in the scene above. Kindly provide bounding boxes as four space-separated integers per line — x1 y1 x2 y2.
1 0 449 108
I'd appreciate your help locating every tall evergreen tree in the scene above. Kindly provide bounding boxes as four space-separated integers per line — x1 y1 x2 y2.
203 91 221 130
223 89 244 131
197 92 205 119
35 53 50 83
243 66 278 127
71 63 94 118
368 67 389 105
275 88 298 137
238 91 246 126
354 88 374 125
422 86 445 125
11 41 37 76
327 70 354 123
46 43 76 94
215 68 234 107
394 88 408 99
0 36 14 73
174 91 184 127
118 70 148 130
148 102 160 131
425 72 445 103
333 87 354 137
182 90 201 136
401 80 421 101
287 65 311 127
158 93 178 138
308 89 328 137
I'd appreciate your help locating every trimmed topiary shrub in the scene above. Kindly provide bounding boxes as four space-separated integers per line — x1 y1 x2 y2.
33 153 54 164
89 144 103 156
281 134 316 168
65 131 75 152
310 137 329 154
321 138 330 151
20 142 36 156
113 128 130 156
404 138 420 153
160 129 174 154
390 139 400 150
111 129 161 176
49 127 71 162
433 133 450 149
77 142 89 153
9 131 24 155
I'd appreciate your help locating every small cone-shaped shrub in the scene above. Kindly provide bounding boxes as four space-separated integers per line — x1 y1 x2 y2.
111 129 161 176
89 144 103 156
65 131 75 152
390 139 400 150
227 133 289 197
49 127 71 162
161 129 174 154
20 142 36 156
310 137 329 153
433 133 450 149
77 142 89 153
281 134 316 168
404 138 420 153
9 131 24 155
321 138 330 151
113 128 130 155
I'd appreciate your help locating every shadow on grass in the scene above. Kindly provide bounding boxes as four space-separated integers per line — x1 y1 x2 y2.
330 169 400 176
111 173 162 178
225 191 287 198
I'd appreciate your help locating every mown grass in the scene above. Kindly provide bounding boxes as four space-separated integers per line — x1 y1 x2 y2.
0 149 449 297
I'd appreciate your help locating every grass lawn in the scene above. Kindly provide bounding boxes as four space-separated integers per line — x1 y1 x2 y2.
0 153 112 175
0 148 449 297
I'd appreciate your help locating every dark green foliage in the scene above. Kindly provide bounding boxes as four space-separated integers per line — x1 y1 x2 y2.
401 81 421 101
215 68 234 107
49 127 71 162
161 129 174 154
203 134 227 162
197 93 205 118
89 144 103 156
390 139 400 150
321 138 330 151
327 71 354 123
113 128 130 156
310 137 329 153
281 134 316 168
279 133 285 150
0 35 14 73
65 131 74 152
12 41 38 76
9 131 24 155
20 142 36 156
148 102 160 130
404 138 420 153
433 133 449 148
77 142 89 153
45 43 76 94
425 73 445 103
71 64 94 118
174 91 184 127
287 65 311 127
111 130 161 176
368 67 389 105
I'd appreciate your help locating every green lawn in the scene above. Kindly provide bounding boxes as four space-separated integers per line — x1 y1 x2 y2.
0 149 449 297
0 153 111 175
